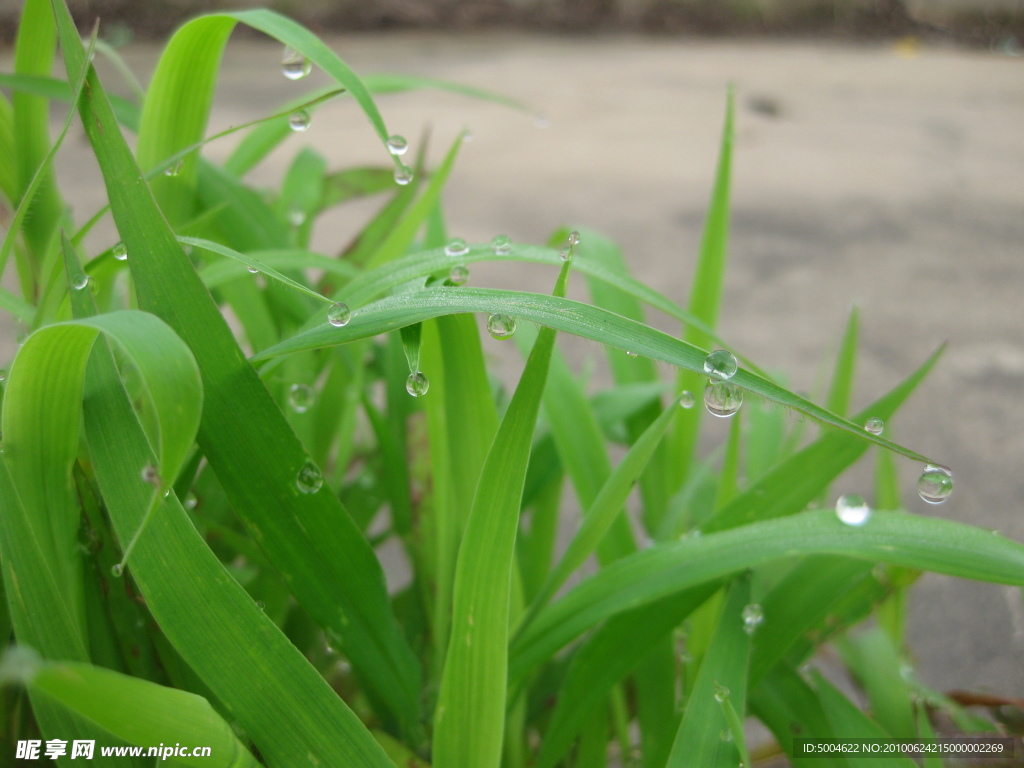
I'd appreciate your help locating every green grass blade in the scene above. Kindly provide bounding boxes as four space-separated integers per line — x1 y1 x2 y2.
0 72 141 130
0 92 17 204
512 510 1024 676
432 262 569 768
837 628 916 739
361 73 531 111
50 0 422 736
254 287 938 464
197 248 360 291
826 305 859 419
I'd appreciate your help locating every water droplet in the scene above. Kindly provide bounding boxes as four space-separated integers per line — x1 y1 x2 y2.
487 313 517 340
534 112 550 128
386 135 408 156
714 683 730 703
287 207 306 227
449 265 469 286
835 494 871 526
864 417 885 435
256 600 265 610
247 265 259 274
463 129 474 142
559 246 572 262
0 369 6 383
626 350 638 358
71 273 89 291
742 603 764 634
141 464 160 486
678 391 694 409
704 380 743 417
164 159 183 177
917 465 953 504
703 349 738 380
327 302 351 327
288 383 315 413
567 230 580 246
720 729 733 742
111 563 123 578
393 165 413 185
491 234 512 255
281 47 311 80
445 238 469 257
406 371 429 397
183 492 198 510
296 460 323 494
113 242 128 261
289 110 311 132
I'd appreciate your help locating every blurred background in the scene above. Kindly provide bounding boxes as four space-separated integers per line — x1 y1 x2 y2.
1 0 1023 714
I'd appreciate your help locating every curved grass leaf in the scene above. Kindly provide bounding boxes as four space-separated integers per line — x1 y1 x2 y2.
512 510 1024 677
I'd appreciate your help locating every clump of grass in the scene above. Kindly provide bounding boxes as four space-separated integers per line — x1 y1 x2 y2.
1 1 1021 766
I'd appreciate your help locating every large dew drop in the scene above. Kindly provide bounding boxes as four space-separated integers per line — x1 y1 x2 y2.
296 460 323 494
288 383 315 413
406 371 430 397
289 110 311 132
742 603 764 634
487 313 517 340
491 234 512 255
864 417 885 435
327 302 351 327
703 349 738 380
917 465 953 504
113 242 128 261
386 135 408 156
449 265 469 286
445 238 469 257
835 494 871 526
704 380 743 417
393 165 413 186
71 273 90 291
678 390 695 409
713 683 730 703
281 47 312 80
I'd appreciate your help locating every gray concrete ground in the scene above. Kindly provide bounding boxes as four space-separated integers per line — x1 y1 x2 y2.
6 34 1024 699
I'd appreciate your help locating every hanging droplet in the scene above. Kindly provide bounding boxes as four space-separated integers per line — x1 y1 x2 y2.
296 460 323 494
491 234 512 255
445 238 469 257
487 313 517 340
703 349 738 380
559 246 573 262
281 46 312 80
164 158 183 177
835 494 871 526
288 110 311 132
247 265 259 274
287 207 306 227
112 242 128 261
704 380 743 418
393 165 413 185
741 603 764 634
917 465 953 504
386 135 408 156
567 230 580 246
140 464 160 486
288 383 315 413
713 683 730 703
678 390 695 409
256 600 265 610
626 350 638 358
449 265 469 286
111 563 123 578
327 302 351 327
183 492 198 510
864 417 885 435
71 273 90 291
406 371 430 397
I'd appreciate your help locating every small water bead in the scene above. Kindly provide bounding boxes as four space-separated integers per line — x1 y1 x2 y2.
678 390 695 409
393 165 413 185
71 273 90 291
567 230 581 246
0 369 6 383
703 349 738 380
256 601 265 610
742 603 764 634
386 135 408 156
533 112 550 129
111 564 123 578
713 683 730 703
288 383 316 413
917 465 953 504
864 417 885 435
491 234 512 255
287 207 307 227
296 460 323 494
449 265 469 286
164 159 183 177
559 246 572 262
289 110 311 132
626 351 638 358
281 47 312 80
445 238 469 257
835 494 871 527
141 464 160 485
112 242 128 261
720 729 734 743
704 380 744 418
247 265 260 274
487 313 517 340
327 302 351 327
183 492 198 511
406 371 430 397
